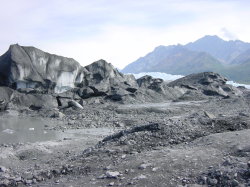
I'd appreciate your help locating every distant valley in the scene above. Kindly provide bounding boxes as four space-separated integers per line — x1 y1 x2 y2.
122 35 250 83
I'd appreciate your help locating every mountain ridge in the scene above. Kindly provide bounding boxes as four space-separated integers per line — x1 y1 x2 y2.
122 35 250 83
122 42 224 75
186 35 250 64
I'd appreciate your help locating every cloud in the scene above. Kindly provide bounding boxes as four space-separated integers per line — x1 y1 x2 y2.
0 0 250 68
220 28 238 40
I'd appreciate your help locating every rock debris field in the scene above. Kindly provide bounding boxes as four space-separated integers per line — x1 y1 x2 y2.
0 44 249 186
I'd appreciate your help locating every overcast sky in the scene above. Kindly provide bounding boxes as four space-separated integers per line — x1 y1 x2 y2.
1 0 250 68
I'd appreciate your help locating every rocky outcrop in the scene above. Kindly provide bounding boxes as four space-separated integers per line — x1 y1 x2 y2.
137 75 166 93
168 72 242 98
75 59 138 100
135 75 184 101
0 87 14 111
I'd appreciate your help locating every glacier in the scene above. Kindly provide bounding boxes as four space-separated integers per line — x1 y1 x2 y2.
132 72 184 81
226 81 250 89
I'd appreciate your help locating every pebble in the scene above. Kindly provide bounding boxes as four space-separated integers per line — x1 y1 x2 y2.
134 174 147 180
121 154 126 159
32 178 37 184
63 137 72 140
138 163 151 170
97 174 106 179
231 179 239 187
239 112 249 117
127 181 135 185
207 178 218 185
52 169 61 175
103 165 112 170
108 182 115 186
247 161 250 168
25 179 33 185
34 175 43 182
199 176 207 184
152 167 158 172
14 176 22 182
0 166 7 172
22 172 33 180
204 111 216 119
222 159 232 166
106 171 120 179
0 179 10 186
0 173 10 179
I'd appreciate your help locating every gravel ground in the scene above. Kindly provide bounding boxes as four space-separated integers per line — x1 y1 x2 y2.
0 90 250 186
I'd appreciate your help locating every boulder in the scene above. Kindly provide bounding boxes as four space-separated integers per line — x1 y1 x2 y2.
204 111 216 119
68 100 83 110
50 111 65 119
77 87 95 98
135 75 184 102
106 87 131 101
137 75 168 94
105 171 120 179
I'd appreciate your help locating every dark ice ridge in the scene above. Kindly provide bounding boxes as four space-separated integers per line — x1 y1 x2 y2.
0 44 243 111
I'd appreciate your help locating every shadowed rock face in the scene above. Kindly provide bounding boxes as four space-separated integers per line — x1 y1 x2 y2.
168 72 242 98
0 87 14 111
78 59 138 96
137 75 165 91
168 72 227 87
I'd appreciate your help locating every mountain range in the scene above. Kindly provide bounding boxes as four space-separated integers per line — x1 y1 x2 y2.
122 35 250 83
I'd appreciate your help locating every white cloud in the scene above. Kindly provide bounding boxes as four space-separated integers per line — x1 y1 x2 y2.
0 0 250 69
220 28 238 40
